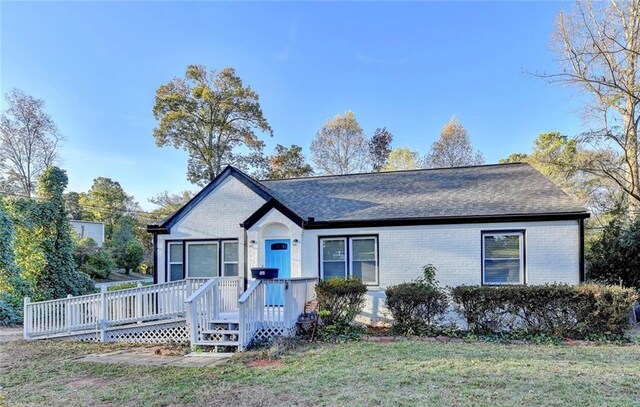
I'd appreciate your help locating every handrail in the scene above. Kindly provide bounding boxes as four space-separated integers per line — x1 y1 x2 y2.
238 277 317 351
185 277 243 345
23 278 210 340
237 279 261 304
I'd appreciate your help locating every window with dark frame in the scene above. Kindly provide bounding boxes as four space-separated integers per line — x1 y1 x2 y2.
167 242 184 281
482 231 525 285
320 236 378 285
166 239 238 281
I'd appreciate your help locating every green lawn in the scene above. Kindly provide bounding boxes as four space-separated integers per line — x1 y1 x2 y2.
2 338 640 406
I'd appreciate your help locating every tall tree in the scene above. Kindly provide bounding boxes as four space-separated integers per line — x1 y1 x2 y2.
148 190 195 220
153 65 272 185
369 127 394 172
500 132 624 222
0 89 62 197
266 144 313 179
79 177 133 240
64 192 85 220
310 111 370 175
541 0 640 218
499 153 530 164
109 217 141 274
382 147 422 172
3 167 94 301
425 117 484 168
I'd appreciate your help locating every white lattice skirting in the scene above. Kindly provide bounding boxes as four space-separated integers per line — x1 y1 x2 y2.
64 320 190 344
252 325 297 343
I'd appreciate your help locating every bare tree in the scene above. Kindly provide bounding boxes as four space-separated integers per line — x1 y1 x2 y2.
0 89 62 197
310 111 371 174
425 116 484 168
540 0 640 217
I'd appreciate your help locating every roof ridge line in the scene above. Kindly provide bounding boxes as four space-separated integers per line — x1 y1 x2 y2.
260 162 529 183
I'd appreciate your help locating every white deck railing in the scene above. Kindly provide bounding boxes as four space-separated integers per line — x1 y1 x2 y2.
237 277 317 351
23 278 209 340
184 277 244 345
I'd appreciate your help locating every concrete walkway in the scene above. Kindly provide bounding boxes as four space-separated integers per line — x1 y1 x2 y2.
0 327 22 343
76 348 233 367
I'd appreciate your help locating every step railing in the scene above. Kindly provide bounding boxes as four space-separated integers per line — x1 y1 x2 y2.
23 278 209 340
184 277 244 345
237 277 317 351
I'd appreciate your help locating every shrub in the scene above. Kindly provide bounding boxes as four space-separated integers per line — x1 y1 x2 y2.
0 293 21 326
385 265 448 335
79 250 115 279
450 284 637 339
121 241 144 273
316 278 367 328
107 281 153 292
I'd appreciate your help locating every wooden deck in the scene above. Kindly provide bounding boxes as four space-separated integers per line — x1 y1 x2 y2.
24 277 317 351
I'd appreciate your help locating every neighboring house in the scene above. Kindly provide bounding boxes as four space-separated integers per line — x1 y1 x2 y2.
147 163 589 324
70 220 105 246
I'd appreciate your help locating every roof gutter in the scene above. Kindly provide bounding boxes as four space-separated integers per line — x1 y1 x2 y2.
303 211 590 230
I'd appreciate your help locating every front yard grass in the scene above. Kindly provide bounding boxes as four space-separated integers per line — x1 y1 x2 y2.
2 338 640 406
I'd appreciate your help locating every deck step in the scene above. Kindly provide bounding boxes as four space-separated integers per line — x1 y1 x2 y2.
201 329 239 335
209 319 239 324
194 340 239 347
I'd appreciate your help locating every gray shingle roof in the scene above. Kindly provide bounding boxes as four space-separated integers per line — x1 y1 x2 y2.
259 163 587 222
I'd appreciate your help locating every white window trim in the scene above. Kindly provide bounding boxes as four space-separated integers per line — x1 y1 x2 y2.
482 231 525 285
349 236 379 286
320 236 379 286
185 241 219 279
167 242 184 281
320 238 348 280
222 241 239 277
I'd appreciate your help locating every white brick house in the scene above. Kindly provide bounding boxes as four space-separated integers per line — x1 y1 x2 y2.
147 163 589 324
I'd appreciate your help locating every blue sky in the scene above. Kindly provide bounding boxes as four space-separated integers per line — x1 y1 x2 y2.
2 1 587 210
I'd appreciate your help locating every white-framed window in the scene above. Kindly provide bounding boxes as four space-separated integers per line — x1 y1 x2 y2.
320 236 378 285
222 241 239 277
482 231 525 285
350 237 378 285
321 238 348 279
167 242 184 281
186 241 219 278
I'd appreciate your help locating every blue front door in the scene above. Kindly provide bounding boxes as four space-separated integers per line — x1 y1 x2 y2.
265 239 291 306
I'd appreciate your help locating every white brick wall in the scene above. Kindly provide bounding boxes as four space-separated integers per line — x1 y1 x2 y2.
152 177 582 325
301 220 581 323
155 176 266 283
246 208 303 277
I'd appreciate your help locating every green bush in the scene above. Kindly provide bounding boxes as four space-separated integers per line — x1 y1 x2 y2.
107 281 153 292
122 241 144 273
0 293 21 326
385 265 448 335
316 278 367 328
79 250 115 279
450 284 637 339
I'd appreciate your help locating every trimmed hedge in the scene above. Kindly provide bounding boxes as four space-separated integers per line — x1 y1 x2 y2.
385 265 448 335
316 278 367 327
450 284 637 339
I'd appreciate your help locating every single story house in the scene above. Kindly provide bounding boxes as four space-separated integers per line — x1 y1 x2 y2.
70 220 105 247
147 163 589 324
